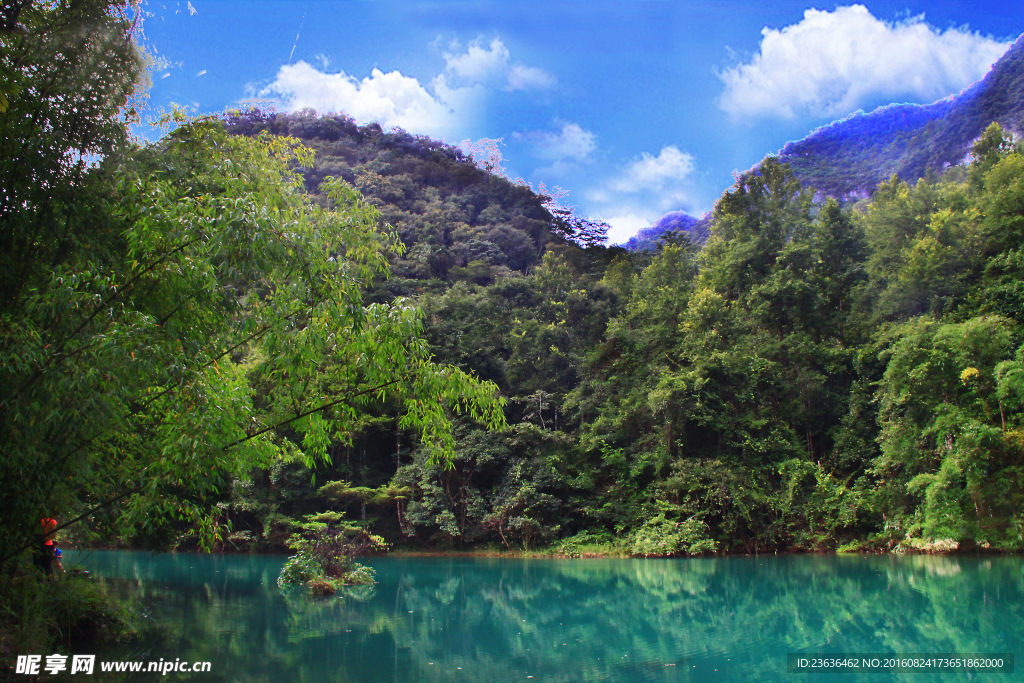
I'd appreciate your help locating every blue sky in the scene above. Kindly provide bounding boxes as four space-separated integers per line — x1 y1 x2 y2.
139 1 1024 243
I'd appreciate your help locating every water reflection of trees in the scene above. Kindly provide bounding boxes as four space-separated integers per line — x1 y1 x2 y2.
80 552 1022 683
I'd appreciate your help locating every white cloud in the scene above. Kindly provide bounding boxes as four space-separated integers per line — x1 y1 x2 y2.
718 4 1010 121
608 146 695 197
507 64 557 91
444 37 510 83
196 69 207 77
444 37 555 91
603 213 653 246
583 145 700 244
260 62 483 139
515 122 596 162
258 36 554 139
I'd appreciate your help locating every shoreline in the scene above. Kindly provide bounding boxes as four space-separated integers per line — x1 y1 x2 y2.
65 544 1021 558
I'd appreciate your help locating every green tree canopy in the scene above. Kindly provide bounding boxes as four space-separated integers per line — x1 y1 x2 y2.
0 2 504 566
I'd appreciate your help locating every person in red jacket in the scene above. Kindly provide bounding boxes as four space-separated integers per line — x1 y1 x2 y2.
35 517 58 576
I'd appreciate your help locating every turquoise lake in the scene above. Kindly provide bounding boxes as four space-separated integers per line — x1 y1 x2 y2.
63 551 1021 682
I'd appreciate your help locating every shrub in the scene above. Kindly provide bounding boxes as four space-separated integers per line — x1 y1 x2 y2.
628 509 718 557
277 552 324 588
557 531 621 558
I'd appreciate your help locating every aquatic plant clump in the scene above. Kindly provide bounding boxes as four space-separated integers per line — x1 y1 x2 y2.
277 527 387 595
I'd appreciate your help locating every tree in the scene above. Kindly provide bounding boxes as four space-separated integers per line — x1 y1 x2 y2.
1 0 145 310
1 113 506 565
872 315 1024 547
968 122 1016 190
700 157 813 301
0 2 506 570
2 0 144 558
812 198 867 342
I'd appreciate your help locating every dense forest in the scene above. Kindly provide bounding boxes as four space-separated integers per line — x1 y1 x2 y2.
4 0 1024 660
194 110 1024 559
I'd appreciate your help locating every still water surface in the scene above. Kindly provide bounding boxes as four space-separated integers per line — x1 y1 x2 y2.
65 551 1021 682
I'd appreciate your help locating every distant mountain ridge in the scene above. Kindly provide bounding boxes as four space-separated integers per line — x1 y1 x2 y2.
627 33 1024 250
621 211 710 250
777 32 1024 198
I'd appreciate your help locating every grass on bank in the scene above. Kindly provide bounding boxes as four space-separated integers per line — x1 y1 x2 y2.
1 561 135 670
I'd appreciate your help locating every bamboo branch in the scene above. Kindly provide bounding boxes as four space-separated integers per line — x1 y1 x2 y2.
223 377 405 450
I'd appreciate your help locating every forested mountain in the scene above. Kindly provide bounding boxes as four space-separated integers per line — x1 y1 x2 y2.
207 111 1024 557
217 111 626 550
224 110 606 287
778 33 1024 198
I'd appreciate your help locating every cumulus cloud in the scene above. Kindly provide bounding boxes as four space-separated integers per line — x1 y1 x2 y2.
444 37 510 83
584 145 699 244
259 36 554 139
260 63 483 139
602 213 654 246
718 4 1010 121
608 146 695 196
444 37 556 90
515 121 596 162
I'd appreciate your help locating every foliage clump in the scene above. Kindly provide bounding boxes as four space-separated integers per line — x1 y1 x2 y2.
557 531 622 558
277 523 387 595
1 565 136 657
628 504 718 557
